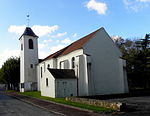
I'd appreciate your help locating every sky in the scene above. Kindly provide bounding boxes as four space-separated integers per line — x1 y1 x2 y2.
1 0 150 67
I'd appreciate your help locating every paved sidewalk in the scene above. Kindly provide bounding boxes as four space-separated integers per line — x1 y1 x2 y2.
1 92 106 116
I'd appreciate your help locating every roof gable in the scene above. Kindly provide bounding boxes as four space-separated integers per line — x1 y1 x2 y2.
83 27 122 57
43 28 101 61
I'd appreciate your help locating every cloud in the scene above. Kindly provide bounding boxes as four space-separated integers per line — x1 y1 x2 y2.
111 36 123 42
39 44 67 59
8 25 59 37
32 25 59 37
137 0 150 2
72 33 77 38
50 32 67 38
43 39 53 43
0 49 20 68
8 25 26 35
85 0 107 15
50 44 66 54
123 0 149 12
38 50 50 59
61 38 72 44
38 43 47 50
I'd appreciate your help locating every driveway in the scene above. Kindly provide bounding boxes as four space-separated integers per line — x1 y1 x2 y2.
108 96 150 116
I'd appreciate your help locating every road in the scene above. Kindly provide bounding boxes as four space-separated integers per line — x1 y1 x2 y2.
2 91 150 116
0 94 59 116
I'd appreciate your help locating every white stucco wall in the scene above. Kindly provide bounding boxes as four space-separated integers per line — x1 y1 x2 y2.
36 65 40 91
55 79 77 98
39 61 77 98
38 50 82 98
78 54 89 96
56 49 83 69
56 49 90 96
20 35 38 92
118 59 129 93
38 59 56 93
40 67 56 98
38 59 56 97
43 58 56 69
83 28 128 95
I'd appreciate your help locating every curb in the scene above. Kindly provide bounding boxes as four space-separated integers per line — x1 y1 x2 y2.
29 96 94 113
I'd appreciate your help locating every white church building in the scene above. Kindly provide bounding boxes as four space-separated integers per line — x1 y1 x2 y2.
20 27 128 98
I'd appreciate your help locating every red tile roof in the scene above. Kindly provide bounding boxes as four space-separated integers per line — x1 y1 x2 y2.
42 28 101 61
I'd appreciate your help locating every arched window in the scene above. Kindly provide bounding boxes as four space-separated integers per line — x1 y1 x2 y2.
60 62 62 69
21 44 23 50
47 64 50 68
41 67 42 78
30 64 33 68
72 57 75 68
29 39 33 49
46 78 48 87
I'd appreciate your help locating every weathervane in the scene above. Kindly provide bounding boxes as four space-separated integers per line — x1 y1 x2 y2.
27 13 30 27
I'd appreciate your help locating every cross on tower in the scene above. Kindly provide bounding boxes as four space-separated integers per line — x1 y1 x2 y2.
27 13 30 27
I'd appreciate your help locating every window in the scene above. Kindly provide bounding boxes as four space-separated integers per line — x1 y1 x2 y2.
72 57 75 68
60 62 63 69
30 64 33 68
21 44 23 50
41 67 42 78
29 39 33 49
64 60 69 69
44 62 46 72
63 82 67 84
46 78 48 86
47 64 50 68
60 60 69 69
21 83 24 88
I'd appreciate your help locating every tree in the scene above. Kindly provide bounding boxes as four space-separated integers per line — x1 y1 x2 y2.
136 34 150 50
0 57 20 90
135 34 150 88
116 35 150 89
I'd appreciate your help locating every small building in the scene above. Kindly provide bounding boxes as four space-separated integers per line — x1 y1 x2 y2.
40 68 77 97
20 27 128 98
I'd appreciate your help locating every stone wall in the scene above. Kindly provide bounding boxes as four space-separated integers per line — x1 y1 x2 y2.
66 97 124 111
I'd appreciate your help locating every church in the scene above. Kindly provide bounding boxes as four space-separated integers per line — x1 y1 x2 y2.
19 27 129 98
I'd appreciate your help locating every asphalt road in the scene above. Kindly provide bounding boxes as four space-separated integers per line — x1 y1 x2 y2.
0 94 59 116
108 96 150 116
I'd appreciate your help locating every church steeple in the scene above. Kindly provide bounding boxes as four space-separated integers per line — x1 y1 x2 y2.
20 26 39 92
19 27 38 40
22 27 38 37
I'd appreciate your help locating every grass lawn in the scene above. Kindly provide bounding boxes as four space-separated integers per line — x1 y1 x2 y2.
6 90 17 92
18 91 114 113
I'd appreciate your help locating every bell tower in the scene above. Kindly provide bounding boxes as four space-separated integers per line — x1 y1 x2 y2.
19 27 39 92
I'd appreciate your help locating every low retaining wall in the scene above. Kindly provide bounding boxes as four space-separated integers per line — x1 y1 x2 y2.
66 97 125 111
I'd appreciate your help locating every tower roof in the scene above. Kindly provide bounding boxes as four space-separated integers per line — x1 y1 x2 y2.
19 27 38 39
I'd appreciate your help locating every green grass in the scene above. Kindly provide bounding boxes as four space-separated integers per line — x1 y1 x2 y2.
18 91 114 113
6 90 17 92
